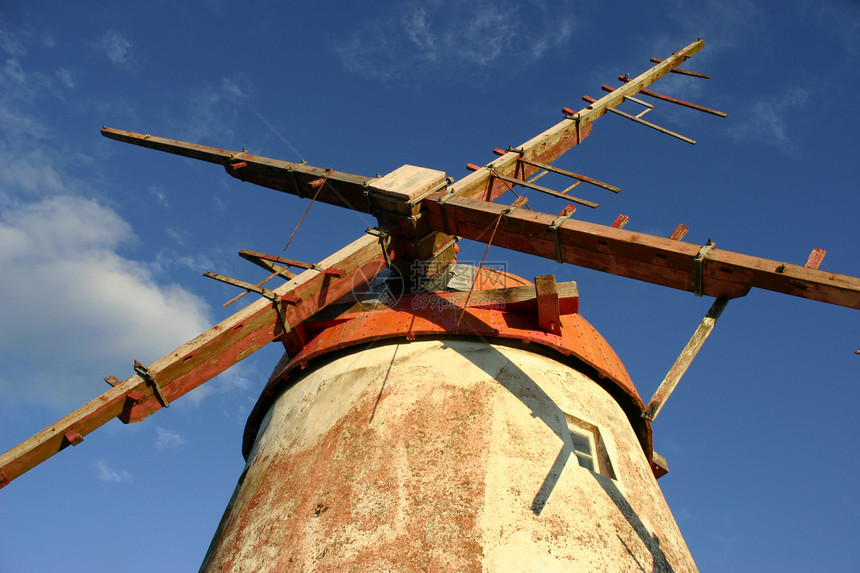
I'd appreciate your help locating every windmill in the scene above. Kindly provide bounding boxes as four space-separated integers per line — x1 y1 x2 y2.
1 39 857 570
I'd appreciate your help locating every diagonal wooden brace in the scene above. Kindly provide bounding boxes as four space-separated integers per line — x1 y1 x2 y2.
643 296 730 421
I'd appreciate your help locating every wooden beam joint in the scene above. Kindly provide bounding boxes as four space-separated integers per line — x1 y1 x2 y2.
134 360 169 409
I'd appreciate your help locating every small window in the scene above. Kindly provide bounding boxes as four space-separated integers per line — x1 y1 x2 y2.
570 429 596 471
566 414 616 479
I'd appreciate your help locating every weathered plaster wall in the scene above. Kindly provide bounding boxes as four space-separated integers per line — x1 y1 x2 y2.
201 338 696 572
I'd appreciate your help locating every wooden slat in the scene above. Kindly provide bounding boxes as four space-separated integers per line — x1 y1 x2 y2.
614 78 727 117
517 157 620 193
0 233 395 488
583 95 696 144
237 251 298 280
491 172 599 208
424 195 860 309
669 224 689 241
611 214 630 229
805 248 826 270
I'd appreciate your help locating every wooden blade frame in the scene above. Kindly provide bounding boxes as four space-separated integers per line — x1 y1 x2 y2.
100 40 706 209
4 39 858 489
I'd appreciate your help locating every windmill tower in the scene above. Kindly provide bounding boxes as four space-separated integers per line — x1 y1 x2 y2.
1 40 857 571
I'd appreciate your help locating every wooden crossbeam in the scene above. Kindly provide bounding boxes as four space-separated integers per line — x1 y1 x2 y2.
0 233 396 488
423 195 860 309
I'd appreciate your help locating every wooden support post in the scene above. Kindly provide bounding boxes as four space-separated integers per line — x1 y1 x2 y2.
643 297 729 421
535 275 562 335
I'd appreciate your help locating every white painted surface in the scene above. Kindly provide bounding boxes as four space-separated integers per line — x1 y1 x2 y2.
203 338 697 572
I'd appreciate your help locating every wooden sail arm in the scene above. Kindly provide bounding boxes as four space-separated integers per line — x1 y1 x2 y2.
446 40 705 203
424 195 860 309
0 232 397 489
100 127 376 213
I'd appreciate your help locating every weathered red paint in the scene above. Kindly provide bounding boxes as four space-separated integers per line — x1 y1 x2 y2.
243 279 653 465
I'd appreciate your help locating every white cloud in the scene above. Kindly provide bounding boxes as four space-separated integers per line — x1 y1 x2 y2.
149 185 169 208
213 195 227 212
0 26 54 58
0 195 212 406
155 427 186 451
165 227 185 245
0 52 74 150
0 23 260 415
0 148 66 195
809 0 860 57
93 458 132 483
184 74 253 141
154 248 215 273
667 0 761 53
55 68 75 89
727 87 809 152
93 30 134 68
333 1 577 84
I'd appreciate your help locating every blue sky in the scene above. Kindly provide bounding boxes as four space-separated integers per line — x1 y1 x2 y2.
1 1 858 571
